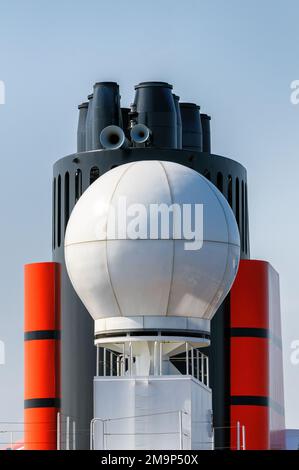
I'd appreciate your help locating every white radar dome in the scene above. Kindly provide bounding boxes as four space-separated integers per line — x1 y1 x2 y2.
65 160 240 322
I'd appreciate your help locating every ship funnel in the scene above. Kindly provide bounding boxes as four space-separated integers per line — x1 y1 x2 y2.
130 124 151 144
133 81 177 148
77 102 88 152
100 125 127 150
92 82 122 150
201 113 211 153
85 93 93 151
173 94 182 149
180 103 203 152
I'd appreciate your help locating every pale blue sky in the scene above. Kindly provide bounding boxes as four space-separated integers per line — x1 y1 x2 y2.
0 0 299 435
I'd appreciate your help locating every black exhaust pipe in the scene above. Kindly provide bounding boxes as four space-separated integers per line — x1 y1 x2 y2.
91 82 121 150
77 102 88 152
173 94 182 149
133 81 177 148
180 103 203 152
201 113 211 153
85 93 93 151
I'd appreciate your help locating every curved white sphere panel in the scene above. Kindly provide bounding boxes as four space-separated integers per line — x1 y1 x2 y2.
65 160 240 321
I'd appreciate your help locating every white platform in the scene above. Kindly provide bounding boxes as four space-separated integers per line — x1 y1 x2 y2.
95 315 211 336
93 375 213 450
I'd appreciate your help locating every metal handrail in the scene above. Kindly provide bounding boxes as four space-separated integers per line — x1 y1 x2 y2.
96 343 210 388
90 410 188 450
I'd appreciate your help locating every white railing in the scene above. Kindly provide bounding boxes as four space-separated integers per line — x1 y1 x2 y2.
90 410 190 450
96 343 209 387
171 344 209 387
213 421 247 450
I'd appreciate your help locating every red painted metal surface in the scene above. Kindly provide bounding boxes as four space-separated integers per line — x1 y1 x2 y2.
24 262 61 450
230 260 269 330
231 405 269 450
230 260 270 450
231 337 269 397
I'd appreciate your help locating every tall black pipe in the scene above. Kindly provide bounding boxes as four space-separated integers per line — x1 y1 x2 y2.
173 94 182 149
91 82 121 150
201 113 211 153
133 81 177 148
180 103 203 152
77 102 88 153
85 93 93 151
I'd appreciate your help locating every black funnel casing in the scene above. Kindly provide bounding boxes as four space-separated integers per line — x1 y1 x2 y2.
92 82 121 150
173 94 182 149
201 113 211 153
121 107 131 139
133 82 177 148
77 102 88 152
180 103 203 152
85 93 93 151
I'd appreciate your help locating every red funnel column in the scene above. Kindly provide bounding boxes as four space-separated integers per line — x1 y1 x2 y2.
24 262 61 450
230 260 285 450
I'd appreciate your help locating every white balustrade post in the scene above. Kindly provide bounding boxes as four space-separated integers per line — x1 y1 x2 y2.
236 421 240 450
56 411 60 450
191 347 194 377
66 415 70 450
103 348 106 377
73 420 76 450
242 425 246 450
205 356 209 387
185 343 189 375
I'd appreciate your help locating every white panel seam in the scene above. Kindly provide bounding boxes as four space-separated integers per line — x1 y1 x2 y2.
159 161 175 317
65 239 240 247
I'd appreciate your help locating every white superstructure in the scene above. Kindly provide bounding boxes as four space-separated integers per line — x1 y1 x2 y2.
65 160 240 450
